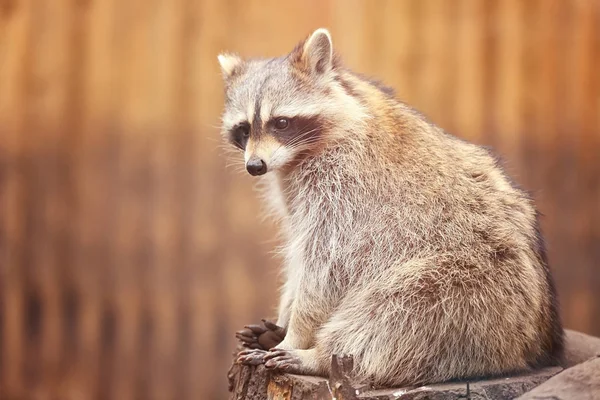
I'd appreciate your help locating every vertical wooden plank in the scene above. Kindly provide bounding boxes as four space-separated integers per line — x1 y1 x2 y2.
519 0 559 191
17 0 70 396
379 0 421 103
179 0 203 395
354 1 385 75
493 0 525 175
173 2 199 398
525 0 562 200
145 0 183 399
521 0 570 334
592 0 600 337
480 0 499 144
515 0 538 186
564 0 598 334
191 0 231 395
0 0 30 133
455 0 485 142
109 0 150 398
0 0 32 396
416 0 456 129
551 4 573 324
398 0 425 109
30 1 72 397
55 0 88 395
74 0 121 398
178 0 211 396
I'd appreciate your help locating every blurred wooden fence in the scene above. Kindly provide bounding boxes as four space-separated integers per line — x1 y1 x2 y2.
0 0 598 399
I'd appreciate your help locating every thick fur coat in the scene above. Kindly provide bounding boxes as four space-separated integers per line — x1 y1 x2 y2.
219 28 563 387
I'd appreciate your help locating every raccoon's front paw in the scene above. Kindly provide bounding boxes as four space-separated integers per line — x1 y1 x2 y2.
235 319 286 350
235 324 264 349
271 338 294 351
263 349 302 373
236 349 268 365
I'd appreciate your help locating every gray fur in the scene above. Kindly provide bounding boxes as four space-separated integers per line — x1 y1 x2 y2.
219 29 563 387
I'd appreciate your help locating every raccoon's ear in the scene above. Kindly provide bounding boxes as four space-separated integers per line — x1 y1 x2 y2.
293 28 334 76
217 53 243 79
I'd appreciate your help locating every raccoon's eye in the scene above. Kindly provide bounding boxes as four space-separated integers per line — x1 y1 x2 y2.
231 122 250 150
238 124 250 138
274 117 289 130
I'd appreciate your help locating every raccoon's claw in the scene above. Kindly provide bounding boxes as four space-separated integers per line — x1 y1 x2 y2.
237 349 268 365
263 349 302 373
235 324 265 348
235 329 258 346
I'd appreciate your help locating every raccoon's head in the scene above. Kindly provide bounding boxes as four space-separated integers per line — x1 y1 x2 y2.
218 28 367 176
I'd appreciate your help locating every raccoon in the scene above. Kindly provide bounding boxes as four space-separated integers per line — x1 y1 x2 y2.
219 28 563 387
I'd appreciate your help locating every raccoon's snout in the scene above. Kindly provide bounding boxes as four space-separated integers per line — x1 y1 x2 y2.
246 157 267 176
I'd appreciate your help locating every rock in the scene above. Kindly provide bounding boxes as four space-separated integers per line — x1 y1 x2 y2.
517 356 600 400
563 329 600 368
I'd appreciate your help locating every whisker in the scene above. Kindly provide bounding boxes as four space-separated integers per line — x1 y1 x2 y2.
205 136 223 144
270 127 321 160
285 127 321 146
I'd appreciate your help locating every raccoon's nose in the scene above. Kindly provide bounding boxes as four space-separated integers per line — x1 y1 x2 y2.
246 158 267 176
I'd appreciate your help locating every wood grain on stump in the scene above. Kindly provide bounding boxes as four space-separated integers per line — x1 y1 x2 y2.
227 353 562 400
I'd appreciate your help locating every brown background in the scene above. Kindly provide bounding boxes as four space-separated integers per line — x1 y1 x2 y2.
0 0 598 399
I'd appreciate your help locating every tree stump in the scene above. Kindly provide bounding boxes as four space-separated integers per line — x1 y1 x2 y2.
227 352 562 400
227 329 600 399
